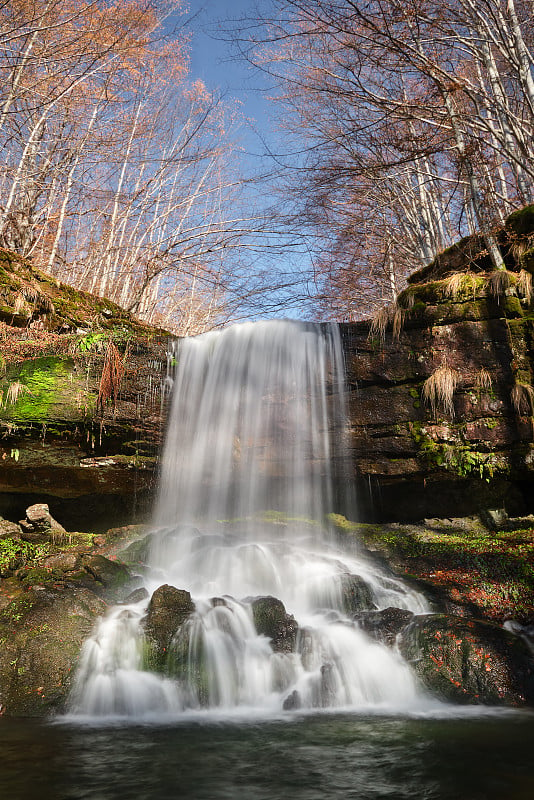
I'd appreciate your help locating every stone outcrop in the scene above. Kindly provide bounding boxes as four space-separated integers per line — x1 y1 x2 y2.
340 205 534 522
0 250 171 530
399 613 534 706
0 515 145 715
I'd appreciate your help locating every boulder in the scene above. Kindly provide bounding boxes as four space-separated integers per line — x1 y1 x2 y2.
340 573 377 613
0 518 22 539
143 584 195 661
0 586 105 715
399 614 534 706
353 607 414 647
124 587 149 604
78 554 131 599
283 689 301 710
19 503 66 542
250 596 298 653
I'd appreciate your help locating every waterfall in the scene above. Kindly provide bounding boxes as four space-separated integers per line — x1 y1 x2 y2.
69 320 429 718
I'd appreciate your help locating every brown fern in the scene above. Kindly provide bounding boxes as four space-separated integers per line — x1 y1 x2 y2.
96 342 124 413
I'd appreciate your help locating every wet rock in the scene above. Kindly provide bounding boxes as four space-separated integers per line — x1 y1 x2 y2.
78 554 131 599
124 587 149 604
283 689 301 711
399 614 534 706
0 586 106 715
353 607 414 647
504 620 534 655
340 573 377 613
143 584 195 660
119 532 153 566
250 596 298 654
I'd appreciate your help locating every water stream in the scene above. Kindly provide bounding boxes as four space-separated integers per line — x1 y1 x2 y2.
68 320 431 718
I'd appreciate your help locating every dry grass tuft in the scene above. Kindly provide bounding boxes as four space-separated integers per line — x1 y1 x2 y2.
511 382 534 415
369 300 406 344
422 365 460 418
443 272 479 301
396 287 415 310
475 367 493 394
369 305 392 345
517 269 532 304
13 293 29 314
392 307 405 341
21 284 54 314
511 235 534 263
3 381 31 407
486 269 512 297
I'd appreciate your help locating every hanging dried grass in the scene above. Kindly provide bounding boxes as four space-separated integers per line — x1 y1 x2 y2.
369 305 392 345
4 381 30 406
96 342 124 414
422 365 460 418
21 284 54 313
396 287 415 310
391 307 405 341
517 269 532 304
13 293 29 314
486 269 512 297
511 235 534 263
443 272 478 301
511 382 534 415
475 367 493 394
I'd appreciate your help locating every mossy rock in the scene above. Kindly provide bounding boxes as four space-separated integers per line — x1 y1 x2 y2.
505 205 534 237
119 532 153 566
142 584 195 670
1 356 94 423
353 607 414 647
250 595 298 653
164 618 210 706
0 586 106 715
399 614 534 706
78 554 131 599
339 573 377 613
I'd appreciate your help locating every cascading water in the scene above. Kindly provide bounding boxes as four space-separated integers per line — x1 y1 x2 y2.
68 320 430 718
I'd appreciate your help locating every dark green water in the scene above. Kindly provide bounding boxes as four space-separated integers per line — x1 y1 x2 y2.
1 711 533 800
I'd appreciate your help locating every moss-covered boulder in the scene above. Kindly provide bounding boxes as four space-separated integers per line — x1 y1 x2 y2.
142 584 195 670
0 586 106 715
77 554 131 600
399 614 534 706
250 596 298 653
505 204 534 237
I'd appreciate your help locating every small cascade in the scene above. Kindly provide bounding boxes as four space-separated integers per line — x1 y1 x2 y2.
69 320 430 718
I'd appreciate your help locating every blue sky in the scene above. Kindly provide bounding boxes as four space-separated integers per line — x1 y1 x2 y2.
165 1 316 319
185 0 276 156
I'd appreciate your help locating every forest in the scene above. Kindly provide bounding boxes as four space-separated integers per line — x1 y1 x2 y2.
2 0 534 332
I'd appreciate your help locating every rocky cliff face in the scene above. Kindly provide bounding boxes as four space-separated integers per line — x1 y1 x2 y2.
342 204 534 521
0 249 170 530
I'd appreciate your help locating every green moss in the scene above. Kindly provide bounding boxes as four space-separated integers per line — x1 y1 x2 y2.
1 356 94 421
0 538 48 572
505 204 534 237
520 248 534 273
502 295 524 317
325 513 360 532
408 422 507 481
57 532 95 548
